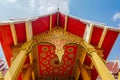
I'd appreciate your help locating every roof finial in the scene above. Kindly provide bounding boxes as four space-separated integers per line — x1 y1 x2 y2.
57 0 59 12
116 56 120 69
57 8 59 12
116 56 119 60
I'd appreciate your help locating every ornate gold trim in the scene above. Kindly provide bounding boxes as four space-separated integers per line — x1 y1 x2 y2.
17 26 103 79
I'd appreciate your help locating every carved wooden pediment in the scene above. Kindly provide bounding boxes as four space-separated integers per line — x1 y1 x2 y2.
33 27 84 62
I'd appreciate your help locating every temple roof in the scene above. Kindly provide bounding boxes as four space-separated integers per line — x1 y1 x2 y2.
0 12 120 80
0 59 7 76
106 61 119 74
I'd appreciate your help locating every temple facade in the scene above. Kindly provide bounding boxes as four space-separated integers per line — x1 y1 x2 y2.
97 60 120 80
0 58 8 80
0 12 120 80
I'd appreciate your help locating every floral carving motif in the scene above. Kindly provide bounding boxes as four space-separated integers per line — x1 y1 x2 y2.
33 27 85 62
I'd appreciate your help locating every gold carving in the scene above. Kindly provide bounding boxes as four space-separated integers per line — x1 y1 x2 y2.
43 60 48 65
65 61 71 65
41 66 47 70
20 40 33 55
55 49 64 62
67 47 74 53
81 42 97 56
17 26 98 65
40 53 46 57
68 54 74 58
33 27 84 62
42 46 48 52
53 29 63 37
18 26 103 78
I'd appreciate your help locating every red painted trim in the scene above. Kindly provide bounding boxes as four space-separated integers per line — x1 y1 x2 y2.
67 16 86 37
59 13 65 28
32 16 50 36
52 13 57 28
101 30 119 59
0 25 13 66
90 26 103 46
14 22 27 43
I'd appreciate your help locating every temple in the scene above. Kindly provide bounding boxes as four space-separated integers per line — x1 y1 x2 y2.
0 12 120 80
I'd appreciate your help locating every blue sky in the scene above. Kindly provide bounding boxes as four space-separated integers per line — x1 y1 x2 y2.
69 0 120 27
69 0 120 60
0 0 120 60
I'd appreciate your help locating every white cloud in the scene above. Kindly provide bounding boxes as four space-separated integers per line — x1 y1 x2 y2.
38 0 57 15
0 0 69 21
8 0 16 3
29 0 35 10
37 0 69 15
0 0 16 4
59 0 69 14
3 0 17 3
112 12 120 28
113 12 120 21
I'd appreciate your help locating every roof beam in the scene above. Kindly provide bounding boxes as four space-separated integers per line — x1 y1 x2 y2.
64 15 68 30
75 67 80 80
25 20 33 41
10 22 18 45
83 23 94 43
81 67 91 80
75 50 86 80
98 27 108 48
29 52 33 64
50 14 52 30
23 65 33 80
80 50 86 65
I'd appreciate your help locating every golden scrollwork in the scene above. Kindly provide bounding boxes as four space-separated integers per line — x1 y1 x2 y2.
81 42 97 56
33 27 85 62
20 39 33 55
20 26 98 62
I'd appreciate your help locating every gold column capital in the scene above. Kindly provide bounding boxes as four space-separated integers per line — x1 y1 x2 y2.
20 40 33 55
81 42 97 56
